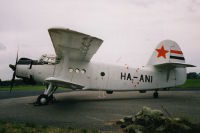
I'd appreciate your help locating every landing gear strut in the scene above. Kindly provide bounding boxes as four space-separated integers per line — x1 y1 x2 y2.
35 83 57 105
153 91 158 98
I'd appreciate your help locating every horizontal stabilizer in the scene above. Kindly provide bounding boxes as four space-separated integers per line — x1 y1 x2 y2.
155 62 196 68
45 77 84 90
154 63 195 82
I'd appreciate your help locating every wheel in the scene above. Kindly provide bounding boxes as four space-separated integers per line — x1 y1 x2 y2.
106 90 113 94
153 91 158 98
36 94 49 105
48 94 56 104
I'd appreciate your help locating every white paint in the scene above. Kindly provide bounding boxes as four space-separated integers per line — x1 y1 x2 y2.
15 39 190 92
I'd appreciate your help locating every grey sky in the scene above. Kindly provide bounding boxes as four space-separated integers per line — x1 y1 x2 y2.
0 43 6 50
0 0 200 80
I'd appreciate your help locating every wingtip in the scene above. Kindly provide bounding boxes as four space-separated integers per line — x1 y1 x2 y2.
190 65 196 67
48 27 70 32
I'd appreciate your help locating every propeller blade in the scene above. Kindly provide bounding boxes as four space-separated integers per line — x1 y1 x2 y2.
10 50 19 93
15 51 18 67
9 64 16 71
10 71 16 93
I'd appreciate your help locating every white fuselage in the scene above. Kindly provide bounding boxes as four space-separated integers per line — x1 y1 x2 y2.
16 61 186 91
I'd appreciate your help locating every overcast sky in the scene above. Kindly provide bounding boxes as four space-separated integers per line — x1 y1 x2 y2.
0 0 200 80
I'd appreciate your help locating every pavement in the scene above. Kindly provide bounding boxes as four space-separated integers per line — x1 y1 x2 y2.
0 90 200 131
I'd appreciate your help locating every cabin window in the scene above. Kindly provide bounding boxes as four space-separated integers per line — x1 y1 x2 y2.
81 69 86 74
100 72 105 76
75 68 80 73
68 68 73 72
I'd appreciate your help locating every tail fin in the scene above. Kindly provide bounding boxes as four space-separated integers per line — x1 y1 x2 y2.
147 40 195 67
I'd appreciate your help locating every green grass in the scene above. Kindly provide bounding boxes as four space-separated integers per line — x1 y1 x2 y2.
0 85 68 91
0 121 99 133
176 79 200 88
0 85 45 91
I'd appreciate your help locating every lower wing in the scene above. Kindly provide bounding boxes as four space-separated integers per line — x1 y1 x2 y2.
45 77 84 90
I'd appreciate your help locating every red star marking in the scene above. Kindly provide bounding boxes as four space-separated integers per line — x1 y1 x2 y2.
156 45 169 59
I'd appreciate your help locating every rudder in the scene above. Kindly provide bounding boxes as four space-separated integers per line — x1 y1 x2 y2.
147 40 185 66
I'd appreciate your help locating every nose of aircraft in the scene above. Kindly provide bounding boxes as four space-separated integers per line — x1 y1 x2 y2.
9 57 36 87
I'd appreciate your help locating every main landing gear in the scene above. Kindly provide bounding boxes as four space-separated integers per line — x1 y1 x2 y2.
153 90 159 98
35 83 57 106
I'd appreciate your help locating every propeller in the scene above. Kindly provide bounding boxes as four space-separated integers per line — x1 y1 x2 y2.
9 51 18 93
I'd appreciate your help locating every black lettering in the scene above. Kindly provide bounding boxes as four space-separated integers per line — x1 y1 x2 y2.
127 73 132 80
151 76 153 83
121 72 126 80
139 75 144 82
145 75 150 82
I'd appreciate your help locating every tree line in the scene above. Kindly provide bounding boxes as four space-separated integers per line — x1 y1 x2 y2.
187 72 200 79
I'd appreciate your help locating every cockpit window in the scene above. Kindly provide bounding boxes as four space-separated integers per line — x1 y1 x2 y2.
17 58 32 65
17 54 59 65
39 54 59 64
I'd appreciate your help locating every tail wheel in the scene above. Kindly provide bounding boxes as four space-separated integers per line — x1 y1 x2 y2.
37 94 49 105
153 91 158 98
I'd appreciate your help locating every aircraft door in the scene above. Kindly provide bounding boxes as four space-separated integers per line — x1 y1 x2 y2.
71 68 90 86
169 46 177 86
168 69 176 86
70 63 90 87
67 67 74 82
95 65 109 90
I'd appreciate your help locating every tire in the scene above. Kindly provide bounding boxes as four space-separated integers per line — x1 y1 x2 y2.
48 95 56 104
153 92 158 98
37 94 49 105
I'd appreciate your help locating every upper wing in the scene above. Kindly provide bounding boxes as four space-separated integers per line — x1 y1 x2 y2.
48 28 103 62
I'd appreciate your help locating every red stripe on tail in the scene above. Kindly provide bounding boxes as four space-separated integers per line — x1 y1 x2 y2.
170 50 183 55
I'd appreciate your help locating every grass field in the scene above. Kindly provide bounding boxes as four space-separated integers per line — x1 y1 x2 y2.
0 121 98 133
0 85 68 91
176 79 200 88
0 85 45 91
